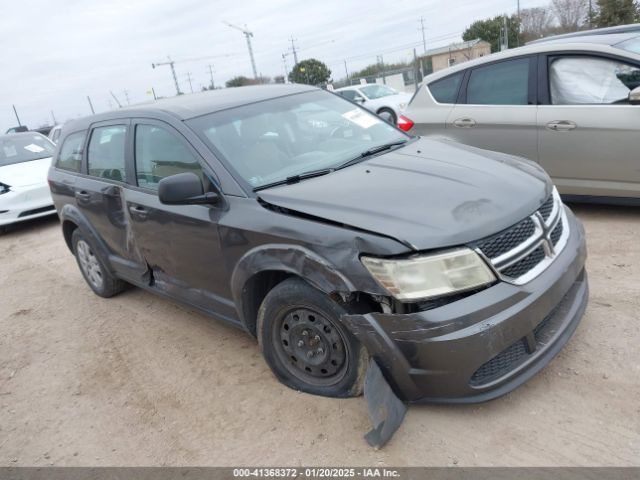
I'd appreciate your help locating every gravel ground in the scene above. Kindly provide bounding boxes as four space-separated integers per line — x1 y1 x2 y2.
0 204 638 466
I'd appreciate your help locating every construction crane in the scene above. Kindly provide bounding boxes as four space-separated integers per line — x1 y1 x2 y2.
223 21 258 79
152 54 234 96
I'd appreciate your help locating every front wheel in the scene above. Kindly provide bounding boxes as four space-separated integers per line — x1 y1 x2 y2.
257 278 368 398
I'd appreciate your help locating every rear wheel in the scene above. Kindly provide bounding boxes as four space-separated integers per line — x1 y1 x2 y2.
257 278 367 398
72 229 126 298
377 107 397 125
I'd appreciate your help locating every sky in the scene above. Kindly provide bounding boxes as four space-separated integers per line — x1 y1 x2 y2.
1 0 546 131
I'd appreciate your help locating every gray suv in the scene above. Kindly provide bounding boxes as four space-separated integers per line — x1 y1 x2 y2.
48 84 588 409
404 27 640 204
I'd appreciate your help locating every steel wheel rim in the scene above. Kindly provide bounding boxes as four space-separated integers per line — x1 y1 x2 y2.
77 240 103 289
272 306 350 387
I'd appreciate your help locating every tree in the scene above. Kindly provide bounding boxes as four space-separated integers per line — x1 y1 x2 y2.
520 7 554 42
288 59 331 85
551 0 588 32
592 0 640 27
462 15 521 52
225 76 257 88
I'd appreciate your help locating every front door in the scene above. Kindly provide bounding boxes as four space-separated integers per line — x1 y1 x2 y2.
123 120 237 322
445 56 539 161
537 54 640 198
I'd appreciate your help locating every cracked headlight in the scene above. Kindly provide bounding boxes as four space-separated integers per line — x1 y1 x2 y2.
361 248 496 301
0 182 10 195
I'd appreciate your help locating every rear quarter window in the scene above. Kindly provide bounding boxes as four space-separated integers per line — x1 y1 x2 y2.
427 72 464 103
55 131 86 172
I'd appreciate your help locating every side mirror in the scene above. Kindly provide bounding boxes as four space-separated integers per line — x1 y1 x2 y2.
629 86 640 105
353 95 365 104
158 172 219 205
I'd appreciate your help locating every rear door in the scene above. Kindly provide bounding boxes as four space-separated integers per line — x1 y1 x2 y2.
76 120 146 278
445 56 539 161
123 119 236 321
536 52 640 198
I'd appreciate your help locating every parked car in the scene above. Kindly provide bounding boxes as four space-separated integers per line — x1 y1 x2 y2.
334 84 411 124
403 26 640 204
48 124 63 144
0 132 57 230
48 84 587 406
5 126 29 134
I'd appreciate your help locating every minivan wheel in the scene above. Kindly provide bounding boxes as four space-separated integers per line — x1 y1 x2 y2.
257 278 368 398
71 229 126 298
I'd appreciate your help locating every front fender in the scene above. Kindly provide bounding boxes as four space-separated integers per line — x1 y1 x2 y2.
230 244 355 322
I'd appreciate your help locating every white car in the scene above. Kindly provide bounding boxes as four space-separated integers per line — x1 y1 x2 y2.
0 132 57 230
334 84 412 124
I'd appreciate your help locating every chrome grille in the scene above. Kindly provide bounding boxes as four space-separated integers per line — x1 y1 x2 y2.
475 188 569 284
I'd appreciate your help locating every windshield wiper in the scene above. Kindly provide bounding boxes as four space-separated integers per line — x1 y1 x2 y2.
336 140 408 170
253 168 334 192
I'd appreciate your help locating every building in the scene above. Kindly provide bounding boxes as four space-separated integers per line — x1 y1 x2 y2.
424 39 491 73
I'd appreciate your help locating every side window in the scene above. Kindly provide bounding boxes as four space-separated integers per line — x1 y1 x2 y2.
55 131 86 172
338 90 357 101
134 124 203 190
466 58 530 105
87 125 127 182
428 72 464 103
549 56 640 105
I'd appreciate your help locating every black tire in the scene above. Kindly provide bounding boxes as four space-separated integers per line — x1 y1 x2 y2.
377 107 397 125
257 277 368 398
71 229 126 298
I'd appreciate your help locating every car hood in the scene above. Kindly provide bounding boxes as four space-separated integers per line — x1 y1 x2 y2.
0 157 52 187
257 138 552 251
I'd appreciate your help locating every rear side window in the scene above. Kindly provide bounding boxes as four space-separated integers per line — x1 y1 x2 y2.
134 124 203 190
56 131 85 172
466 58 530 105
87 125 127 182
428 72 463 103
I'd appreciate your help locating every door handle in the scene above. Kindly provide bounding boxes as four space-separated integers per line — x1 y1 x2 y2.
546 120 576 131
453 118 476 128
75 190 90 200
128 205 148 219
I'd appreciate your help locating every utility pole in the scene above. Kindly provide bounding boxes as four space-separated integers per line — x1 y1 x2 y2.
207 64 215 89
420 16 427 54
344 60 349 81
152 56 182 96
413 48 420 92
282 54 289 82
517 0 521 46
224 21 258 79
50 110 57 125
377 55 386 84
12 105 21 125
186 72 194 93
500 16 509 51
290 36 299 65
123 90 130 105
87 96 95 114
110 91 122 108
588 0 593 28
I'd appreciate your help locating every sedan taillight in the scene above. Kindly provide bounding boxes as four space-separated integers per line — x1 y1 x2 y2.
397 115 414 132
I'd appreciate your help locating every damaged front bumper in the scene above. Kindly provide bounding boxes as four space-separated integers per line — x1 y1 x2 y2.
344 207 588 403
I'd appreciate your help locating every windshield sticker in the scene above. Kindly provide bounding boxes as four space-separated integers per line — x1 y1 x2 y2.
24 144 45 153
3 145 17 157
342 109 380 129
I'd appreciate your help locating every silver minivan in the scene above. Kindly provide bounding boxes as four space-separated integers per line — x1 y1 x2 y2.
403 26 640 204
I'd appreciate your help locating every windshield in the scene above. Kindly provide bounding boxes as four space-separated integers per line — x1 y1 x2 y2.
359 84 398 99
0 134 54 167
615 35 640 55
187 90 408 189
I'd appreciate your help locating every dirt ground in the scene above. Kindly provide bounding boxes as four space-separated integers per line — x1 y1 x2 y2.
0 204 639 466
